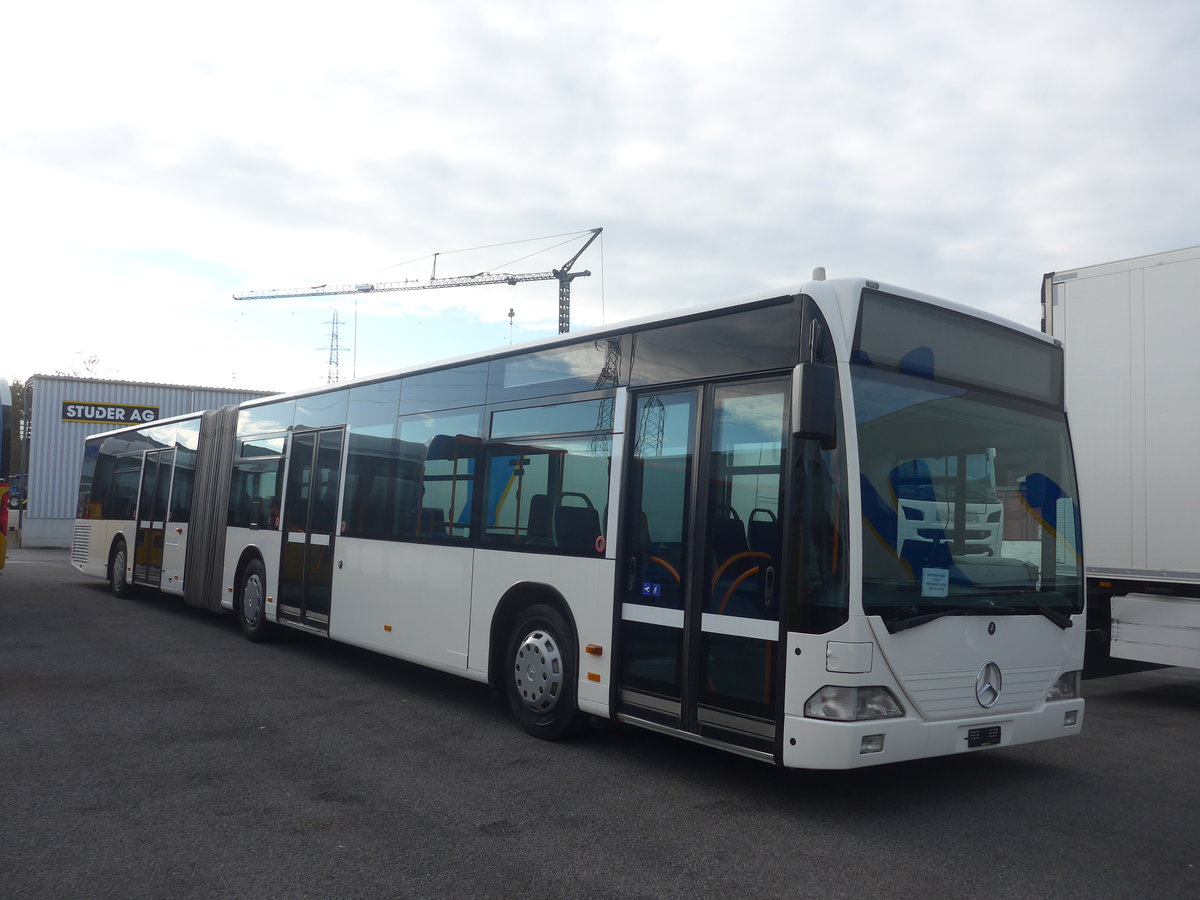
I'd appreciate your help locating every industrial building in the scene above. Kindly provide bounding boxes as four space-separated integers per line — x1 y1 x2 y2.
20 376 273 548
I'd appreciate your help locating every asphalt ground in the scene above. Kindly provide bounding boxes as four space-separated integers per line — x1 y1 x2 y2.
2 547 1199 899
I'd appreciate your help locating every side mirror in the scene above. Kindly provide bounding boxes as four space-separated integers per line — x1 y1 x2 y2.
793 363 837 450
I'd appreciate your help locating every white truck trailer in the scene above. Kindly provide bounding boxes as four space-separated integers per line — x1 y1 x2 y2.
1042 245 1200 669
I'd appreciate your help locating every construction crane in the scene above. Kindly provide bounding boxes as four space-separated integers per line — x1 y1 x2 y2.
233 228 602 334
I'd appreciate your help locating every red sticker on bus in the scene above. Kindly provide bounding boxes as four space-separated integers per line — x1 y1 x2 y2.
595 535 606 554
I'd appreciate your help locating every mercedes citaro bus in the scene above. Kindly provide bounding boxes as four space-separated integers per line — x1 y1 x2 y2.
72 273 1084 768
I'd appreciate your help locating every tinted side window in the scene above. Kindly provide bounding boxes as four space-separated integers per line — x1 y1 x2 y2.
151 451 173 521
491 398 614 439
170 448 196 523
487 337 627 404
79 441 103 519
228 435 285 528
104 455 142 520
175 417 201 451
342 431 423 540
398 410 484 541
399 363 488 415
483 434 612 555
295 389 349 429
142 423 177 450
630 302 800 386
343 380 409 540
238 400 296 437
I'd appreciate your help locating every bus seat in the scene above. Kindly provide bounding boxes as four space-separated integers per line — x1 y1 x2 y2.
710 516 748 563
527 493 553 545
555 506 602 551
709 511 757 611
748 508 779 555
361 496 389 536
418 507 446 538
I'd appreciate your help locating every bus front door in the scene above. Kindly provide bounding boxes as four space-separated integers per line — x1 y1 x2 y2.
133 448 174 588
617 379 788 756
278 428 344 632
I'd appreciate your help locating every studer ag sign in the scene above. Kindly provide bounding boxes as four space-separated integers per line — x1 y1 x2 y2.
62 402 160 424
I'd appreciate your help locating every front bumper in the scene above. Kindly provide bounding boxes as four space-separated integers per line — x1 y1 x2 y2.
779 698 1084 769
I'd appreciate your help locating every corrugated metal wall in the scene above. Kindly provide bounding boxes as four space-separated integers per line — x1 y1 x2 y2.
28 376 274 522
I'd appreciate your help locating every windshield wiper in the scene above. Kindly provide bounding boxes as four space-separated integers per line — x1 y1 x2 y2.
884 606 970 634
882 593 1074 634
986 592 1074 630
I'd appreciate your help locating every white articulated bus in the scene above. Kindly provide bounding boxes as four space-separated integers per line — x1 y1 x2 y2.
71 275 1085 769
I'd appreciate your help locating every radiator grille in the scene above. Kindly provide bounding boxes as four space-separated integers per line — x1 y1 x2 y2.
903 664 1058 719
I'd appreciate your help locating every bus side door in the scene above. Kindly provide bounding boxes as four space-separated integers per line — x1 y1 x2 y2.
617 378 788 756
277 427 344 631
134 448 173 588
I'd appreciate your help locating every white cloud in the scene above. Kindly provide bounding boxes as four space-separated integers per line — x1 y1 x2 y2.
4 0 1199 390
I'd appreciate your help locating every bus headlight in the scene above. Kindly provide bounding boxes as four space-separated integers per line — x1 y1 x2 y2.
1046 671 1081 701
804 686 905 721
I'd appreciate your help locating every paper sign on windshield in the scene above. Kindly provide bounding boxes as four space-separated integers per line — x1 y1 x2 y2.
922 567 949 598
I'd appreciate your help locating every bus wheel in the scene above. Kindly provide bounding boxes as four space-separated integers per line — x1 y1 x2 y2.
238 559 274 643
505 604 582 740
111 540 132 598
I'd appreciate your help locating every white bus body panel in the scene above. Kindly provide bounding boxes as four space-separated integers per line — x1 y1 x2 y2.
1111 594 1200 668
70 519 127 580
265 541 616 715
469 550 616 717
221 529 283 613
160 523 187 596
781 614 1085 769
329 539 473 671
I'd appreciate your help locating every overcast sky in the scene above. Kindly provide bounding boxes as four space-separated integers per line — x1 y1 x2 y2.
4 0 1198 394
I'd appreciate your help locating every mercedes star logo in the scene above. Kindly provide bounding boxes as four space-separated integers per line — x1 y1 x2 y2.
976 662 1002 708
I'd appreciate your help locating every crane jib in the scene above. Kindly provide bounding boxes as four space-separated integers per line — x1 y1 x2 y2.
231 227 603 335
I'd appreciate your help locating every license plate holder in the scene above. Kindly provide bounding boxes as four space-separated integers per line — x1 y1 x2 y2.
967 725 1002 748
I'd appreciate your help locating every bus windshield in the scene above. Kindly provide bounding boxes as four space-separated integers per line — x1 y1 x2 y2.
853 366 1083 630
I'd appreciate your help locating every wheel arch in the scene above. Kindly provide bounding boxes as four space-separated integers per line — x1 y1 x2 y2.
106 532 130 582
232 545 267 609
487 581 579 691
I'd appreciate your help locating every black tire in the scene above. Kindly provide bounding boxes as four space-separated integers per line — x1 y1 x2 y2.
238 559 275 643
505 604 585 740
110 540 133 598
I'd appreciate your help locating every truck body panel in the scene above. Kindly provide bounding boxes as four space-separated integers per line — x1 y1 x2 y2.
1043 246 1200 668
1111 594 1200 668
